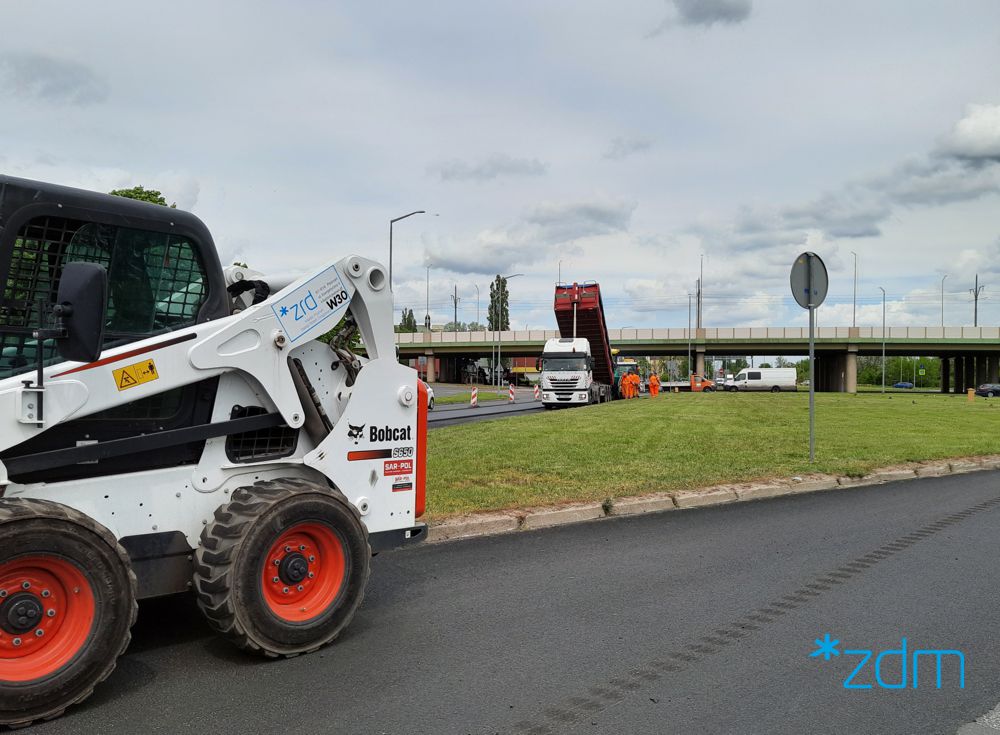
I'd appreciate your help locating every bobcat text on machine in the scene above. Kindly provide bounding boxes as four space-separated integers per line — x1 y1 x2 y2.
0 176 427 726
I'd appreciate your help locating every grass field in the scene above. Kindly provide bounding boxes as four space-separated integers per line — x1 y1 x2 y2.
435 390 506 405
425 392 1000 518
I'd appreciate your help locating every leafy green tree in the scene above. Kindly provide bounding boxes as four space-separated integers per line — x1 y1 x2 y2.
759 362 772 369
396 308 419 333
109 185 177 208
488 275 510 331
795 359 810 384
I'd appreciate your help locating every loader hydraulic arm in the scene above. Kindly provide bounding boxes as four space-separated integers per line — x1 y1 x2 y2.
0 255 395 456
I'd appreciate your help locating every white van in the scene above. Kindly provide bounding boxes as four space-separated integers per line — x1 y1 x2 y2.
732 367 798 392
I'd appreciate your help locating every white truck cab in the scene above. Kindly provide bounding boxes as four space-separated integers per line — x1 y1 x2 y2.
539 337 608 407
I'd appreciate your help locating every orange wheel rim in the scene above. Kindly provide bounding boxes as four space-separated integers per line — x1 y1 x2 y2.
260 522 347 623
0 556 96 683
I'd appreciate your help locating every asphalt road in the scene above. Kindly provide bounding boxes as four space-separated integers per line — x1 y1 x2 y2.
429 397 543 427
28 470 1000 734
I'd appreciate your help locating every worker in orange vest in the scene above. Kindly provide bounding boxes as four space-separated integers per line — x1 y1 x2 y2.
649 373 660 397
628 370 639 399
619 372 629 400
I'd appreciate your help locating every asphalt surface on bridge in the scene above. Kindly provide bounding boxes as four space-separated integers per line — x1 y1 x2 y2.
29 471 1000 735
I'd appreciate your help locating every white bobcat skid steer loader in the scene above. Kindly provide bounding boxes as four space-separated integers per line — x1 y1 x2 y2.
0 176 427 727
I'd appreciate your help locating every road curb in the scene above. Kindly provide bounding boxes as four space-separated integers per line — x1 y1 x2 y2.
425 454 1000 544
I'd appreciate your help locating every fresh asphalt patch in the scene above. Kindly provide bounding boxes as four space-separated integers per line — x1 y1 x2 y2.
511 489 1000 734
26 471 1000 735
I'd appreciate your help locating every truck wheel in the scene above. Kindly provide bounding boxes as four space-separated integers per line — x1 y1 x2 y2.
0 499 136 728
194 479 370 658
770 386 781 393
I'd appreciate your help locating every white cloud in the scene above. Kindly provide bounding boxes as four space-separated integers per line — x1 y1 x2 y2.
648 0 752 35
941 103 1000 161
428 154 547 182
603 136 653 160
0 52 108 105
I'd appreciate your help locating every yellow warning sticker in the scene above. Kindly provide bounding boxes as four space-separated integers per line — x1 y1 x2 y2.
113 359 159 391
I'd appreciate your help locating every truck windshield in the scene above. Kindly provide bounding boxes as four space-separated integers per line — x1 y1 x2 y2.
542 355 587 371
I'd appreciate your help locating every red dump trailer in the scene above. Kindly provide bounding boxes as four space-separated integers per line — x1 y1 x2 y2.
541 282 616 405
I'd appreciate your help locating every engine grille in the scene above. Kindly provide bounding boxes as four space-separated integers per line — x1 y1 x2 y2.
547 377 582 400
226 405 298 462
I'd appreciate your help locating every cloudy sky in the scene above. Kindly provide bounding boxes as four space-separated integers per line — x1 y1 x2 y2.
3 1 1000 330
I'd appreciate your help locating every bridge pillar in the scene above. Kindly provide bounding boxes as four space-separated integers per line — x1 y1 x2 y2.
953 356 962 393
989 354 999 383
695 348 705 378
424 350 436 383
940 357 950 393
976 354 988 387
965 355 976 393
846 349 857 394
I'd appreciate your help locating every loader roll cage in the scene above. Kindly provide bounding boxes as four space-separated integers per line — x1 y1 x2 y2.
0 175 229 380
0 176 232 483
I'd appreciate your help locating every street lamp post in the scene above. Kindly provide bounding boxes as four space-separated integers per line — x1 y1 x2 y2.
851 250 858 328
495 273 523 389
388 210 426 291
687 293 692 377
940 274 948 327
424 265 431 331
971 274 985 327
475 284 480 326
879 286 886 393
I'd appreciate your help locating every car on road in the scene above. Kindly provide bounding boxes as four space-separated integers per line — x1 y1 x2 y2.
422 380 435 409
893 381 914 389
976 383 1000 398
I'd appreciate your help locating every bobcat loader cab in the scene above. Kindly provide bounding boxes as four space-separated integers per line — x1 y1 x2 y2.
0 175 427 726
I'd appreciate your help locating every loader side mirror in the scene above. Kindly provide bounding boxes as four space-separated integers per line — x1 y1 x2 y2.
54 262 107 363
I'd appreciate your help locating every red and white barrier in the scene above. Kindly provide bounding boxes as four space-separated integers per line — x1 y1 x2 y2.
533 385 540 400
508 383 515 403
470 386 478 407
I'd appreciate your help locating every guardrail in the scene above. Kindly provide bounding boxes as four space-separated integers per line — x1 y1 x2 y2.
395 326 1000 344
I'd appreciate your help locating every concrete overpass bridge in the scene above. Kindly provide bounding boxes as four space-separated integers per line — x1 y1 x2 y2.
396 326 1000 393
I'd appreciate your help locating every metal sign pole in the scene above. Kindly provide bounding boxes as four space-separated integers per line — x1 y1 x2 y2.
808 304 815 462
807 256 815 463
790 252 828 464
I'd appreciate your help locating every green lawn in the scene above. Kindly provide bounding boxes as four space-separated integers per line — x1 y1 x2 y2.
435 390 507 405
425 392 1000 518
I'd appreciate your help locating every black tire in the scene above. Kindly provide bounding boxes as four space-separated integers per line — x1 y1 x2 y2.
194 478 370 657
428 397 435 410
770 386 781 393
0 498 136 728
988 392 995 398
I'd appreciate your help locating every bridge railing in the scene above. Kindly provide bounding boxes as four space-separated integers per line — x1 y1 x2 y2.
395 326 1000 344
